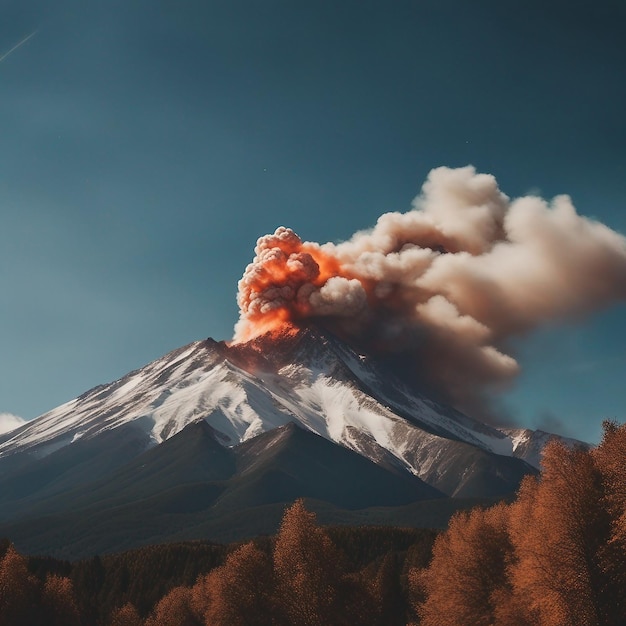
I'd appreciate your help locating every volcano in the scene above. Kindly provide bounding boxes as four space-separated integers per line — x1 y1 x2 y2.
0 324 581 558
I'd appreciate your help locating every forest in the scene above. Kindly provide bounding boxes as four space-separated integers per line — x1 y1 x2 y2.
1 421 624 625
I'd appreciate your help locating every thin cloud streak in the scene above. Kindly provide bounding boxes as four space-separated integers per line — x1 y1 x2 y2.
0 30 38 64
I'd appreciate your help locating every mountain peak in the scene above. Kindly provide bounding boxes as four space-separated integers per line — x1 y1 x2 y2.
221 321 339 370
0 324 582 508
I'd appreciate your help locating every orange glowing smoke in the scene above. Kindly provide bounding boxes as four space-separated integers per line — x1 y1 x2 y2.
233 308 293 343
232 166 626 419
234 227 358 342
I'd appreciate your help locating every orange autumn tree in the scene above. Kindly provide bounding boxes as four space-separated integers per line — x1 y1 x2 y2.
109 602 143 626
41 574 81 626
414 503 514 626
593 420 626 621
273 500 378 626
0 544 80 626
144 586 201 626
146 499 380 626
273 499 350 625
508 444 609 625
595 420 626 555
192 541 274 626
413 421 626 625
0 545 40 626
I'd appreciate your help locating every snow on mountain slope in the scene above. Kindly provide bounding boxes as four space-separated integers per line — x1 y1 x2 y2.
498 427 588 469
0 325 577 485
0 340 295 460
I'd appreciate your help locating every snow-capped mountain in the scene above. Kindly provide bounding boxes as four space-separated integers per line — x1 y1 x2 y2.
0 323 587 557
0 324 576 490
499 427 588 469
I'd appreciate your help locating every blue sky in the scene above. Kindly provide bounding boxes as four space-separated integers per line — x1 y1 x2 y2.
1 0 624 443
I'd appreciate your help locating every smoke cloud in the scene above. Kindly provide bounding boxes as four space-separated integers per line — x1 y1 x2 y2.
234 166 626 418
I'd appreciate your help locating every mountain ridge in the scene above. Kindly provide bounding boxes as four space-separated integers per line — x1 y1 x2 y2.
0 323 585 557
0 324 581 477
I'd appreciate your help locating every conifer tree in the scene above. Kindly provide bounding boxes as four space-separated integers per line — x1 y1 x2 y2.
144 586 202 626
414 425 626 625
508 442 607 626
197 541 274 626
371 552 404 626
109 602 144 626
42 574 81 626
273 499 352 626
592 420 626 622
595 420 626 546
0 544 41 626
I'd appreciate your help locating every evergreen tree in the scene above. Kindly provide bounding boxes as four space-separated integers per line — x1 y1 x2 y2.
109 602 144 626
415 424 626 625
0 544 41 626
508 443 608 625
371 552 405 626
273 499 376 626
592 421 626 622
42 574 81 626
144 586 202 626
194 542 274 626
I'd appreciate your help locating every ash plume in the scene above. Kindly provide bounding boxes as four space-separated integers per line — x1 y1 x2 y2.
234 166 626 418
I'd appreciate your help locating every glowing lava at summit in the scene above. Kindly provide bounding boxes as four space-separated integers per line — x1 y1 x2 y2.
233 166 626 418
234 226 356 342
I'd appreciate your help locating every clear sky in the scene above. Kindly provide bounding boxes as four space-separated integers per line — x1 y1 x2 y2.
1 0 625 443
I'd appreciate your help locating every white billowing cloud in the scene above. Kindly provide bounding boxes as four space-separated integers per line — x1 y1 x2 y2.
233 165 626 418
0 412 26 435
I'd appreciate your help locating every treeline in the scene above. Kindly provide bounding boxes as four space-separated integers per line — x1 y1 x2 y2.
0 516 435 625
2 420 625 625
412 420 626 625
